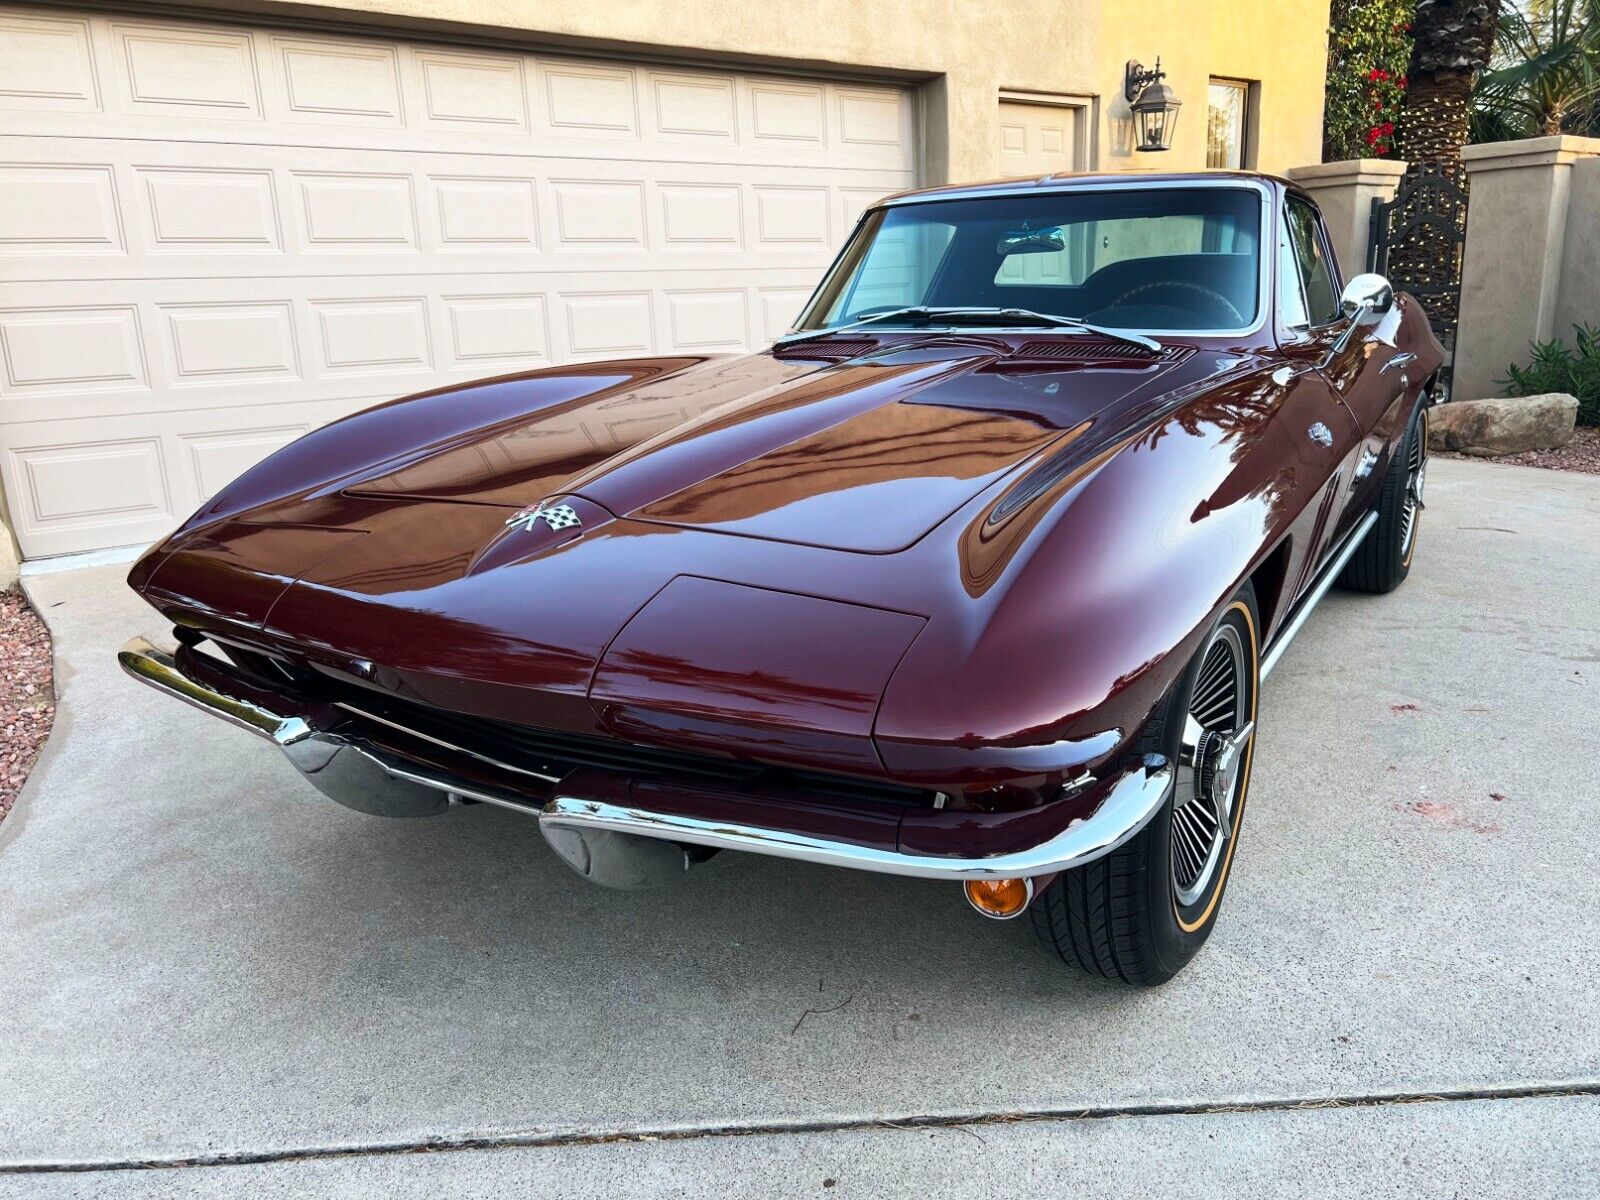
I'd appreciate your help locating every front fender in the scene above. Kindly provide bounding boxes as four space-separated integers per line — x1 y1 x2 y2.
874 361 1313 787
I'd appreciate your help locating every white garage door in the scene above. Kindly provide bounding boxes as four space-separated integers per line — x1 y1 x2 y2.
0 7 917 557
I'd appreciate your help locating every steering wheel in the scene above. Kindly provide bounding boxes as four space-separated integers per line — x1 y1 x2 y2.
1106 280 1245 326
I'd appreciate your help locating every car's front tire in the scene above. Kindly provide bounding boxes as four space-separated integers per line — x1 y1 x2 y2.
1030 584 1260 986
1338 398 1427 594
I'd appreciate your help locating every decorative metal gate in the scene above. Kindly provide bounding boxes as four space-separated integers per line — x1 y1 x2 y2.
1368 162 1471 360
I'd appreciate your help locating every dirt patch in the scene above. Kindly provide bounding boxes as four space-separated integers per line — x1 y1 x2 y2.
1436 425 1600 475
2 586 55 824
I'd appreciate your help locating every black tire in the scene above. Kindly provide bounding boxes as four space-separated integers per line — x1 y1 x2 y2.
1030 585 1261 986
1337 400 1427 594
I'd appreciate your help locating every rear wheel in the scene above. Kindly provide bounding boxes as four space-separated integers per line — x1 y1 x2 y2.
1030 585 1260 985
1338 400 1427 594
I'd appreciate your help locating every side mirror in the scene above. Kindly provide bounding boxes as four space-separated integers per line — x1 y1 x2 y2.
1322 273 1396 369
1339 273 1394 327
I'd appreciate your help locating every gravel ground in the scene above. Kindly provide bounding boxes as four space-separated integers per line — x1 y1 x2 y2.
1437 425 1600 474
1 587 54 825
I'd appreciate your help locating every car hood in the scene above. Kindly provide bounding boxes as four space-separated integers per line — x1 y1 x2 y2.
131 336 1243 780
341 340 1181 554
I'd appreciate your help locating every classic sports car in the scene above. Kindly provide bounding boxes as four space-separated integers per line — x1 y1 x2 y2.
121 172 1441 985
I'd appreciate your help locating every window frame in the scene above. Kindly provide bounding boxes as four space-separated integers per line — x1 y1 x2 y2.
1280 193 1346 332
1206 77 1255 171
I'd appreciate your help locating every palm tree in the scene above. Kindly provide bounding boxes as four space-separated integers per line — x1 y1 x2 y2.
1384 0 1501 362
1472 0 1600 140
1395 0 1502 164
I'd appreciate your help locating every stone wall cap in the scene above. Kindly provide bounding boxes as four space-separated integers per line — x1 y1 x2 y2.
1462 135 1600 171
1286 159 1408 182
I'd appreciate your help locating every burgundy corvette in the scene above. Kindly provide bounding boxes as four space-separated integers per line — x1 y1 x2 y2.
121 172 1440 984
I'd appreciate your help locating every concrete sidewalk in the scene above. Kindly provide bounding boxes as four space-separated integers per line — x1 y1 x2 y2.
2 458 1597 1191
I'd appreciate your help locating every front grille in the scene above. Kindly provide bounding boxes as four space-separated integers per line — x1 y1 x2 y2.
338 684 758 784
201 635 935 810
332 683 935 808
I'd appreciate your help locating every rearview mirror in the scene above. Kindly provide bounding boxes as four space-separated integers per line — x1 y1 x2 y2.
1339 273 1394 327
997 226 1066 256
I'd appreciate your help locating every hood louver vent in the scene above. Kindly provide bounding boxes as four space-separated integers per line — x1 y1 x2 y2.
1014 340 1192 365
770 339 879 362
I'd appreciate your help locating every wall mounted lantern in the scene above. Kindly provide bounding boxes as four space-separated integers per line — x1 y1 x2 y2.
1125 58 1182 152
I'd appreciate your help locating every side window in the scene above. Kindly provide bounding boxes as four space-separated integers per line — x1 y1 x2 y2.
1284 198 1340 325
1276 219 1309 328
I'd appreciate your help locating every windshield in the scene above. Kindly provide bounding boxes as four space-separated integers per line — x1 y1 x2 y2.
795 186 1262 335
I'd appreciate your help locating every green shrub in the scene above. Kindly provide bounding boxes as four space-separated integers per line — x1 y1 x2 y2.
1500 324 1600 425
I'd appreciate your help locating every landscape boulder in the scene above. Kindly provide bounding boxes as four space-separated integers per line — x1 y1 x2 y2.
1427 392 1578 456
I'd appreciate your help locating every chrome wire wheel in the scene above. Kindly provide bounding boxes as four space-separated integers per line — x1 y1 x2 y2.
1170 624 1254 908
1399 420 1427 558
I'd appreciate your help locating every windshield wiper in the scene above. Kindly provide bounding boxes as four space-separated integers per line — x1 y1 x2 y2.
774 306 1162 353
771 306 954 348
1000 311 1164 354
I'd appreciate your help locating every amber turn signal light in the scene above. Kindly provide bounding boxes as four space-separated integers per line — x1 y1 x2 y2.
963 877 1034 920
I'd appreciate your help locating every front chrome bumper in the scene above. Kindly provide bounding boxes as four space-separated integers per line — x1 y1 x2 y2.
118 635 1173 884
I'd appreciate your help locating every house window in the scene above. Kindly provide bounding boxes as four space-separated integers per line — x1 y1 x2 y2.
1207 79 1252 169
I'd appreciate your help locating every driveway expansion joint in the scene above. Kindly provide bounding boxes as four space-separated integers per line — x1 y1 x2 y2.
6 1081 1599 1177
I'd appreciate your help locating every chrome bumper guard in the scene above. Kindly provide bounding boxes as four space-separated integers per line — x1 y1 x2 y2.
119 636 1173 884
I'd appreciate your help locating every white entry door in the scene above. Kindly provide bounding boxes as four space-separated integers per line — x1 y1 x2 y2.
0 6 918 556
998 98 1085 178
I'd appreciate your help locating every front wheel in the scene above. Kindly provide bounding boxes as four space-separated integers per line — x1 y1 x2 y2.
1030 585 1261 986
1338 400 1427 594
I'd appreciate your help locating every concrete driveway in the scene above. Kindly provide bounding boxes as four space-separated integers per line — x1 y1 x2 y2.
2 457 1597 1197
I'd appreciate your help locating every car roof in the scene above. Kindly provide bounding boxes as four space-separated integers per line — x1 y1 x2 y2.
876 170 1292 208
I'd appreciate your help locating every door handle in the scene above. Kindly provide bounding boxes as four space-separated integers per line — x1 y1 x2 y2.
1380 352 1419 376
1308 422 1334 448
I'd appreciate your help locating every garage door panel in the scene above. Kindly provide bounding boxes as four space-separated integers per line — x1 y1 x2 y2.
0 304 150 395
0 11 99 112
2 432 176 556
108 20 264 119
138 166 284 254
0 4 915 556
541 61 640 137
431 175 540 249
443 293 551 367
0 137 911 280
293 170 419 252
0 164 124 256
161 302 301 384
650 73 738 141
411 47 530 131
266 34 406 126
